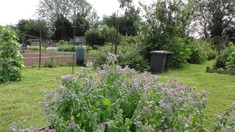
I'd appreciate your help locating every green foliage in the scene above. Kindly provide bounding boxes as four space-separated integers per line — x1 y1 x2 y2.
85 25 115 47
162 37 192 68
16 19 49 42
57 40 91 52
72 14 90 36
89 36 149 71
214 43 235 69
140 0 195 68
57 40 74 52
43 54 208 131
2 61 235 131
195 0 235 53
0 26 24 83
58 44 73 52
27 45 45 51
43 56 56 68
103 6 140 36
213 102 235 131
37 0 93 30
188 39 216 64
54 14 72 40
52 13 90 40
226 44 235 71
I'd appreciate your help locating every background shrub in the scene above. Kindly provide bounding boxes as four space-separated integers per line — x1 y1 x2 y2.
162 37 192 68
88 36 149 71
57 40 92 52
0 26 24 83
57 40 74 52
85 25 115 47
27 45 45 51
225 44 235 71
188 39 216 64
214 43 235 69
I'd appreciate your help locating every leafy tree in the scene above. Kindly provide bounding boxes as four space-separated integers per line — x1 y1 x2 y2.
140 0 195 67
118 0 132 8
194 0 235 52
53 14 72 40
85 25 115 47
37 0 93 29
103 0 140 36
16 19 49 42
72 14 90 36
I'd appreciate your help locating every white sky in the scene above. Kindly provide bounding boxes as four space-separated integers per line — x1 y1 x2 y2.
0 0 153 26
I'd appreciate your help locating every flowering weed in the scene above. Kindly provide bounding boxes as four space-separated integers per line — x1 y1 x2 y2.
42 53 209 131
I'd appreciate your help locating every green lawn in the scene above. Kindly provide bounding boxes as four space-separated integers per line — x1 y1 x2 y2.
0 67 82 131
0 60 235 131
160 60 235 128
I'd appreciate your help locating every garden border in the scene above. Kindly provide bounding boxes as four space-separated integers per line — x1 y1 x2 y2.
206 67 235 76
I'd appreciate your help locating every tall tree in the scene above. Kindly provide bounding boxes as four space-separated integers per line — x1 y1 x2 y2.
194 0 235 52
195 0 235 38
53 14 72 40
140 0 195 67
16 19 49 42
37 0 93 29
103 7 140 36
72 14 90 36
141 0 195 49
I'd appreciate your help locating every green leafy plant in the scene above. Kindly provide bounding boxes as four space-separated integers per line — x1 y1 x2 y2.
162 37 191 68
90 36 149 71
27 45 45 51
0 26 24 83
188 39 216 64
226 44 235 71
214 43 235 70
85 25 115 47
57 40 74 52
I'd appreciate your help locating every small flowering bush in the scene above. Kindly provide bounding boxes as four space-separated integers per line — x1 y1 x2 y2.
213 102 235 131
42 53 208 131
9 120 37 132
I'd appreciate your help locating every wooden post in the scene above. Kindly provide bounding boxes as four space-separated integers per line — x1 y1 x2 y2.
39 30 42 68
114 11 119 55
71 26 77 74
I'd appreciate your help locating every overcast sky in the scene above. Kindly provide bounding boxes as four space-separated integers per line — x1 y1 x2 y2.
0 0 153 26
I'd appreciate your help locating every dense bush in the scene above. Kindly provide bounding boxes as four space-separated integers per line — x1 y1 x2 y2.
57 40 74 52
57 40 92 52
214 43 235 70
88 36 149 71
0 26 24 83
188 39 216 64
27 45 45 51
42 53 208 131
85 25 115 47
162 37 192 68
226 45 235 71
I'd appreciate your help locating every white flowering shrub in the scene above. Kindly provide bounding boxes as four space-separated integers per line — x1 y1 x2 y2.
46 47 58 55
41 53 210 131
